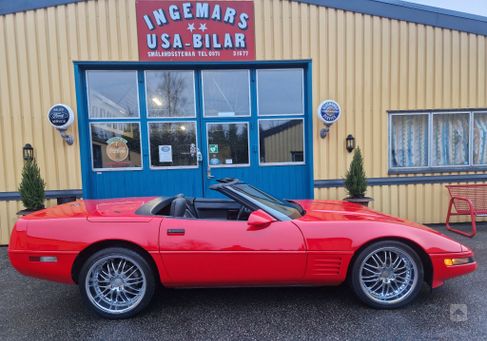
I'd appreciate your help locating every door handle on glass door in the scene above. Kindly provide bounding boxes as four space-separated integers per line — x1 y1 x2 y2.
207 166 215 179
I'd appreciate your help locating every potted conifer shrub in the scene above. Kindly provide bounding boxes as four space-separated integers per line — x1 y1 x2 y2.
343 147 373 206
17 158 46 215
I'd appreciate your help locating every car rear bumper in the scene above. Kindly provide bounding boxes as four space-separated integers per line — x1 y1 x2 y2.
8 249 77 284
430 251 477 288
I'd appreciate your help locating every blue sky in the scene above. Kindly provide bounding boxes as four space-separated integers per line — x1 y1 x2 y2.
405 0 487 17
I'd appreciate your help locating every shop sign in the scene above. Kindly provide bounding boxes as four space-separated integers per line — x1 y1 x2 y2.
317 100 341 125
47 104 75 130
136 1 255 61
106 137 129 163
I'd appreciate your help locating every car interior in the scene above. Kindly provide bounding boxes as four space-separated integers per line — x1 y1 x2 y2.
136 195 254 221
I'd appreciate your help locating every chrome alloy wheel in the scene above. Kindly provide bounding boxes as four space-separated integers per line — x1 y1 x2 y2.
359 246 418 305
85 255 147 315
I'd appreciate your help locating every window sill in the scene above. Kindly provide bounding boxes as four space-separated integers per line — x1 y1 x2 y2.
388 166 487 175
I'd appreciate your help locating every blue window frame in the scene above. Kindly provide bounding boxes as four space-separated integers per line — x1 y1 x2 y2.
74 61 314 200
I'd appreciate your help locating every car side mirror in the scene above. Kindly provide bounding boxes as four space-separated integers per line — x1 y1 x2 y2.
247 209 276 230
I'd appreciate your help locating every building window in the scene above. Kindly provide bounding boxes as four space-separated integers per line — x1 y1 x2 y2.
86 70 139 119
145 71 196 118
90 122 142 170
390 114 428 168
259 119 304 164
257 69 304 116
474 112 487 165
389 110 487 172
431 113 469 166
148 122 198 168
202 70 250 117
206 122 250 167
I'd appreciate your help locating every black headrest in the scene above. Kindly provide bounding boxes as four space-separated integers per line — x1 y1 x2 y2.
170 196 187 217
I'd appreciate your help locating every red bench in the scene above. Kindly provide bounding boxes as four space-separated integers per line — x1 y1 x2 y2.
446 184 487 237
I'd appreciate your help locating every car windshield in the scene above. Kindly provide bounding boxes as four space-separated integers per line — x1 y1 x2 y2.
228 183 303 220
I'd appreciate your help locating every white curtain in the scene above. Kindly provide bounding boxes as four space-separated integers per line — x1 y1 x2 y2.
474 113 487 165
391 115 428 168
432 114 469 166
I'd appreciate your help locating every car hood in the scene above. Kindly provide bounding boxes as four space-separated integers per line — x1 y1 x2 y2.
293 200 466 253
295 200 439 234
21 197 157 220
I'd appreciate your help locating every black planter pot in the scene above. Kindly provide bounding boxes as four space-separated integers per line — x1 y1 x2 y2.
17 206 45 216
343 196 374 207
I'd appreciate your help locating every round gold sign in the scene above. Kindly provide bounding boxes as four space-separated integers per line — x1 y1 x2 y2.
106 137 129 162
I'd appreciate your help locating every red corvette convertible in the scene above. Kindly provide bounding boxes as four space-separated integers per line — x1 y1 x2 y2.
9 179 476 318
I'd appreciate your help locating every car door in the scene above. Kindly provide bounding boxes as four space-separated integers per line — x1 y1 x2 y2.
159 215 306 287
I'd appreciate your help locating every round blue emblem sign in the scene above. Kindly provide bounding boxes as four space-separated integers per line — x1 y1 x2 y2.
317 100 341 124
47 104 75 130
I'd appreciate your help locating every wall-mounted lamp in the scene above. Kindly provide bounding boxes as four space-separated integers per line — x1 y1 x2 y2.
346 134 356 153
23 143 34 161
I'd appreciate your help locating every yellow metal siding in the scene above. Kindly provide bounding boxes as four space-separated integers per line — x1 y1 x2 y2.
0 0 486 243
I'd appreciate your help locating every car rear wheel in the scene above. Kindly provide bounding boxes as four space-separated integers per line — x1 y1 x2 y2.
79 247 156 319
350 241 424 309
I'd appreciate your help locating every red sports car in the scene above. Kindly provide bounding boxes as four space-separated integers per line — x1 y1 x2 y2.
8 179 476 319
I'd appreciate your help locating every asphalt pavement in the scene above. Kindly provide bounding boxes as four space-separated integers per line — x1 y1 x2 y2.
0 224 486 340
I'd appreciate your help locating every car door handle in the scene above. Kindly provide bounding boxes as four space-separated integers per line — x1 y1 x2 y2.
167 228 185 235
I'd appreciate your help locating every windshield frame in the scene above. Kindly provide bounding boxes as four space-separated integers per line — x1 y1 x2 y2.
215 181 304 221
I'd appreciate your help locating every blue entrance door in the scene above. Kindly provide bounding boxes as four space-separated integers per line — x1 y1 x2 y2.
79 69 204 198
76 62 313 200
199 68 311 199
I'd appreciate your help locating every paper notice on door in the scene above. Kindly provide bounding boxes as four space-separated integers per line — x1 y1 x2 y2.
158 145 173 163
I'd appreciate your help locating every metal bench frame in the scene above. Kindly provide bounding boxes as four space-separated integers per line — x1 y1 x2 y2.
445 184 487 237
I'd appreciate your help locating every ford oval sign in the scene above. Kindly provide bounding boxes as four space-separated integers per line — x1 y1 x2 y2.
317 100 341 125
47 104 75 130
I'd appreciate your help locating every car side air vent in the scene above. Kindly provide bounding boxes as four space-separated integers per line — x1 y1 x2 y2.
309 256 343 277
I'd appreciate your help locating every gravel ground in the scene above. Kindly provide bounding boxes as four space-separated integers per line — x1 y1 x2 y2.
0 224 485 340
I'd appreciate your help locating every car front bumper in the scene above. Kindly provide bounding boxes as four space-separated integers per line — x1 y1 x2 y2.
430 250 477 288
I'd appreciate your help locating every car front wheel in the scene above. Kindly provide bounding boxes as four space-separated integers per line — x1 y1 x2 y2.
79 247 156 319
350 241 424 309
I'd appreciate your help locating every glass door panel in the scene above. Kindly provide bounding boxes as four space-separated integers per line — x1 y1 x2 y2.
202 70 251 117
206 122 250 167
148 122 199 168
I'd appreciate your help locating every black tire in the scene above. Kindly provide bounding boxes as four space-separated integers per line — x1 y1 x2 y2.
350 240 424 309
79 247 156 319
